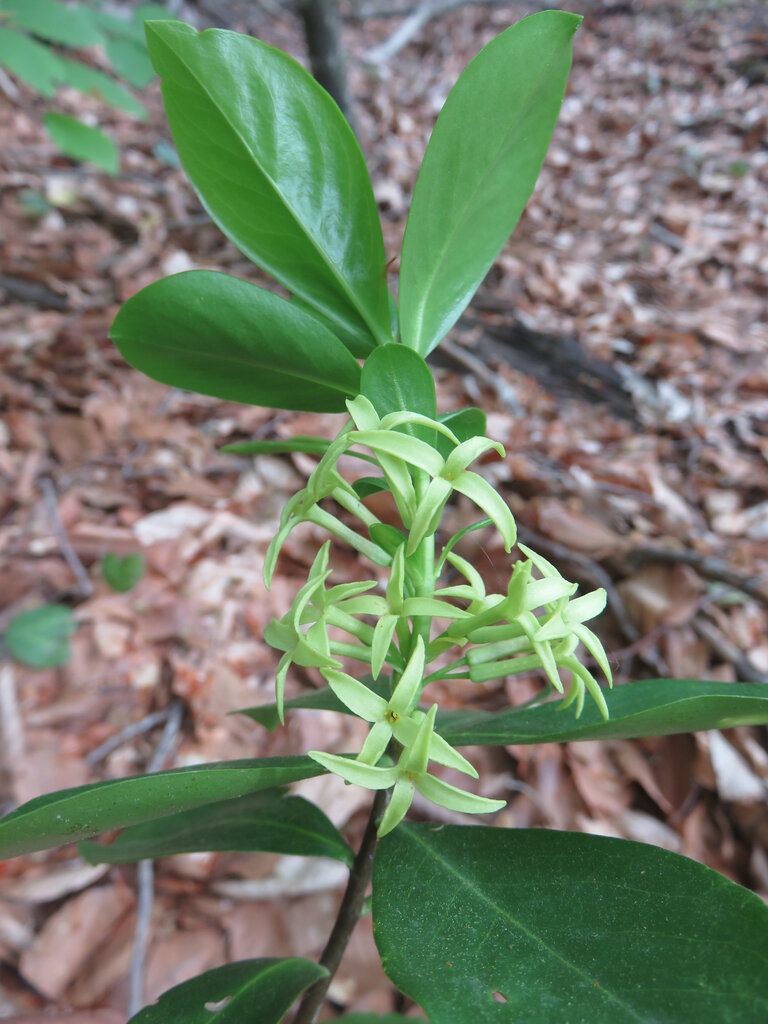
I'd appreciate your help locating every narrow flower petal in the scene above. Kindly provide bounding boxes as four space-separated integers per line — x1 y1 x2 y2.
415 773 505 815
442 437 505 477
573 623 613 685
357 721 392 765
378 777 415 837
379 411 460 446
407 476 452 555
562 655 609 720
352 430 444 477
403 702 437 775
565 588 607 623
346 395 380 431
308 751 398 789
371 613 398 679
444 552 486 599
322 668 387 722
524 577 577 611
517 542 561 579
402 598 469 620
386 544 406 610
389 636 426 715
275 653 290 724
452 471 517 551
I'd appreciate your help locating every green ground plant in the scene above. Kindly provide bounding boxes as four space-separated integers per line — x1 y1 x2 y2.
2 11 768 1022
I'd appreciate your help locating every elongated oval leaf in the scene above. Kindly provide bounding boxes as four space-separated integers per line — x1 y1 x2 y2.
44 113 119 175
110 271 361 412
221 435 331 457
0 757 323 859
374 824 768 1023
128 958 326 1023
105 36 155 88
399 11 580 355
56 56 146 118
145 20 392 350
79 790 353 865
1 0 104 47
438 679 768 746
0 27 62 97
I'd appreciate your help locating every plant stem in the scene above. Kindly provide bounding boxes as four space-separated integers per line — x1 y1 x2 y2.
294 788 389 1024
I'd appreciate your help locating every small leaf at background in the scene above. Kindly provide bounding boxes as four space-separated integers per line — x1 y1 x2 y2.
398 11 581 356
44 113 119 175
79 790 353 866
101 552 146 593
373 824 768 1023
438 679 768 746
0 27 62 97
0 757 324 859
105 36 155 89
4 604 75 669
145 20 392 350
221 435 331 458
0 0 104 48
353 476 390 499
56 56 146 118
110 271 362 412
127 958 326 1023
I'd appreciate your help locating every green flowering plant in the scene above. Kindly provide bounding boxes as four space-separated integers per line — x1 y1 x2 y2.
2 11 768 1023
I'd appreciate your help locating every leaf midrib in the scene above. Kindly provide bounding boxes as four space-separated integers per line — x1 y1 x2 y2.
156 29 387 346
402 827 647 1023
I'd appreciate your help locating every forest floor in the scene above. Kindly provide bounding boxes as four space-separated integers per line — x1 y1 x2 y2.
1 0 767 1019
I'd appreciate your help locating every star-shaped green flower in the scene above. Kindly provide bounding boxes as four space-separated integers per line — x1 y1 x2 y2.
310 703 505 837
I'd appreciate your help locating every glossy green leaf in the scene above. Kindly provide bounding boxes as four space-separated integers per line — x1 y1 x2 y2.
145 20 392 350
237 680 391 733
0 27 62 96
127 958 326 1023
56 56 146 117
44 113 118 175
438 679 768 746
1 0 103 48
79 790 353 866
368 523 408 560
105 37 155 89
374 824 768 1023
110 271 362 412
0 757 323 859
353 476 390 498
221 435 331 458
101 552 146 593
4 604 76 668
399 11 580 355
361 345 436 420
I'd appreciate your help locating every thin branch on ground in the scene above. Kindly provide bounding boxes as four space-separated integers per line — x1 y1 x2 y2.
692 617 768 685
293 788 390 1024
39 477 94 598
85 708 175 767
127 701 184 1018
0 664 25 771
439 335 523 416
627 544 768 607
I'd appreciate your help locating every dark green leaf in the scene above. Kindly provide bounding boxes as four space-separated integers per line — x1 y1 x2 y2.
1 0 103 48
337 1017 415 1023
56 56 146 117
0 757 324 860
145 20 391 349
93 10 145 44
105 37 155 89
399 11 580 355
435 407 486 459
369 524 408 559
236 679 391 732
221 435 332 458
0 27 62 97
79 790 353 865
438 679 768 746
44 113 118 175
101 553 146 593
4 604 76 669
361 345 436 420
110 271 362 412
127 958 326 1023
374 824 768 1023
353 476 390 499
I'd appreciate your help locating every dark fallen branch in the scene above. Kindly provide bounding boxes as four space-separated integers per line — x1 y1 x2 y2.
0 274 69 311
627 545 768 608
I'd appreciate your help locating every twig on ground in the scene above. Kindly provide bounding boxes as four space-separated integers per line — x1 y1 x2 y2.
294 788 390 1024
86 708 174 767
0 664 25 770
439 335 523 416
627 544 768 608
39 477 94 598
127 701 184 1018
692 617 768 685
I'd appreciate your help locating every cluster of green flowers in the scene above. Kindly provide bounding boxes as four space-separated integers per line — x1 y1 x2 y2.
264 399 612 836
